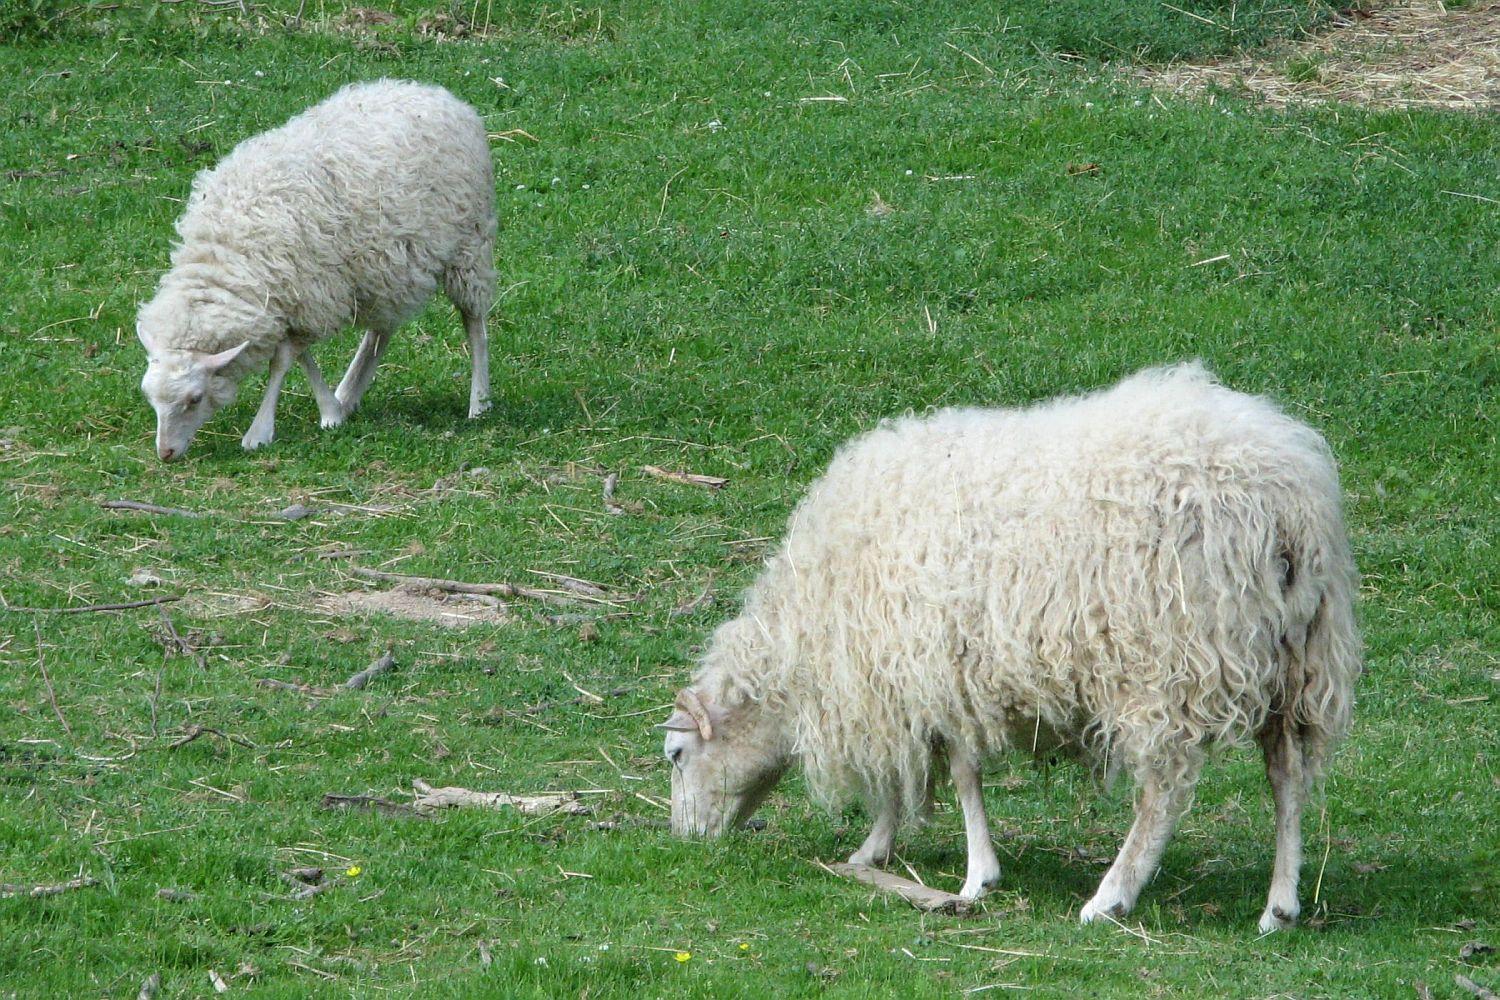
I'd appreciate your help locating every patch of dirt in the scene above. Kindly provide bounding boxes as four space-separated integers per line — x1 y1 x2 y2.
1134 1 1499 110
318 588 513 629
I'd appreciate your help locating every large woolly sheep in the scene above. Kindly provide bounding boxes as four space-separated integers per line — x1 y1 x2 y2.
662 363 1360 933
137 79 496 460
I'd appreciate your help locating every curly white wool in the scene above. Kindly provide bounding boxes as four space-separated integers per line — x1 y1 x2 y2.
707 363 1357 809
137 79 497 458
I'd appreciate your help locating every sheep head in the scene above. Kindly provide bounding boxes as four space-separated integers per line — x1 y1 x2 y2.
661 686 787 838
136 286 262 461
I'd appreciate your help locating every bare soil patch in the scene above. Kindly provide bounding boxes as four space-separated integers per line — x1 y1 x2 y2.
318 588 513 629
1134 1 1499 110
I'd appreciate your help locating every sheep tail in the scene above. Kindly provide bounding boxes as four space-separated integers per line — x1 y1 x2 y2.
1278 504 1362 786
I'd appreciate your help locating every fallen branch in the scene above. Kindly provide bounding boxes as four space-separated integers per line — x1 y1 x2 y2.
156 887 200 902
351 566 620 607
823 862 973 915
1457 975 1499 1000
344 650 396 690
411 779 592 815
166 725 254 750
33 620 71 737
0 876 99 898
321 793 422 817
101 499 202 518
640 464 728 490
3 595 182 614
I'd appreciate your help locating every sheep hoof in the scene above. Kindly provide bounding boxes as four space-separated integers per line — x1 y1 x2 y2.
1080 896 1128 925
1257 905 1298 934
320 412 345 430
468 399 492 419
241 429 273 451
847 848 891 868
959 872 1001 902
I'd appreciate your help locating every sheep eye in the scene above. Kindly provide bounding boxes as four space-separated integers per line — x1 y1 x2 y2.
668 746 684 766
188 393 205 406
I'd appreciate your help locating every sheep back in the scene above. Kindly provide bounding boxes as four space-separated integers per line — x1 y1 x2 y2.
164 79 496 351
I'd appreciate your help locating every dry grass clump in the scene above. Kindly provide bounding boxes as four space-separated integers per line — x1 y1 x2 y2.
1135 1 1499 110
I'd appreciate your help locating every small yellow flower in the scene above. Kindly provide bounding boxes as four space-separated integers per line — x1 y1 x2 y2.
345 865 362 878
673 951 691 963
738 943 750 952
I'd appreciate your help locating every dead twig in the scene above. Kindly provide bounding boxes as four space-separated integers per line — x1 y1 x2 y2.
823 862 973 915
0 876 99 898
155 605 208 670
343 649 396 690
411 779 593 815
1457 975 1499 1000
166 725 255 750
257 678 325 696
101 499 201 518
640 464 728 490
33 620 71 737
351 566 623 607
320 793 423 817
669 577 716 617
4 595 182 614
156 888 200 902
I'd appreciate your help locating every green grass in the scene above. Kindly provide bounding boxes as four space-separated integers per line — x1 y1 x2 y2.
1 1 1496 996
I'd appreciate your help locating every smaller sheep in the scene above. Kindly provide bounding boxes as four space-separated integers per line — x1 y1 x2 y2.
137 79 497 461
663 364 1360 932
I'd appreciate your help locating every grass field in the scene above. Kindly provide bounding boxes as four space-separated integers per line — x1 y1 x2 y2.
1 0 1496 996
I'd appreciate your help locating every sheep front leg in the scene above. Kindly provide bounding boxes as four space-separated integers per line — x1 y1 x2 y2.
1257 720 1305 933
297 350 344 429
334 328 392 415
1081 755 1202 924
242 341 296 451
462 308 491 418
848 797 899 867
952 752 1002 900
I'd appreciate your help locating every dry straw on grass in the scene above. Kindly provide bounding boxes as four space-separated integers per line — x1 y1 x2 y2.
1135 1 1499 110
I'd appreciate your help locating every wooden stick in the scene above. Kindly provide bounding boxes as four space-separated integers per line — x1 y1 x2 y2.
101 499 201 517
823 862 973 915
321 793 421 817
157 604 207 670
165 724 254 750
344 649 396 690
640 465 728 490
4 595 182 614
0 876 98 898
33 620 71 737
351 567 611 607
411 779 592 815
1457 975 1499 1000
257 678 323 696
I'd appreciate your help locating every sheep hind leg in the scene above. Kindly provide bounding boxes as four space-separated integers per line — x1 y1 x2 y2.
298 350 343 429
334 328 392 416
1081 754 1202 925
460 306 490 418
242 341 296 451
952 752 1002 901
848 797 899 867
1257 718 1305 933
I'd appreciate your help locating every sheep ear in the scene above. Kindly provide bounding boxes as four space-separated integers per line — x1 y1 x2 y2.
202 341 249 371
656 709 700 733
136 324 157 355
674 688 717 741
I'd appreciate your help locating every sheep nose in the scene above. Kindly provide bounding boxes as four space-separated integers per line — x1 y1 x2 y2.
159 446 177 462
